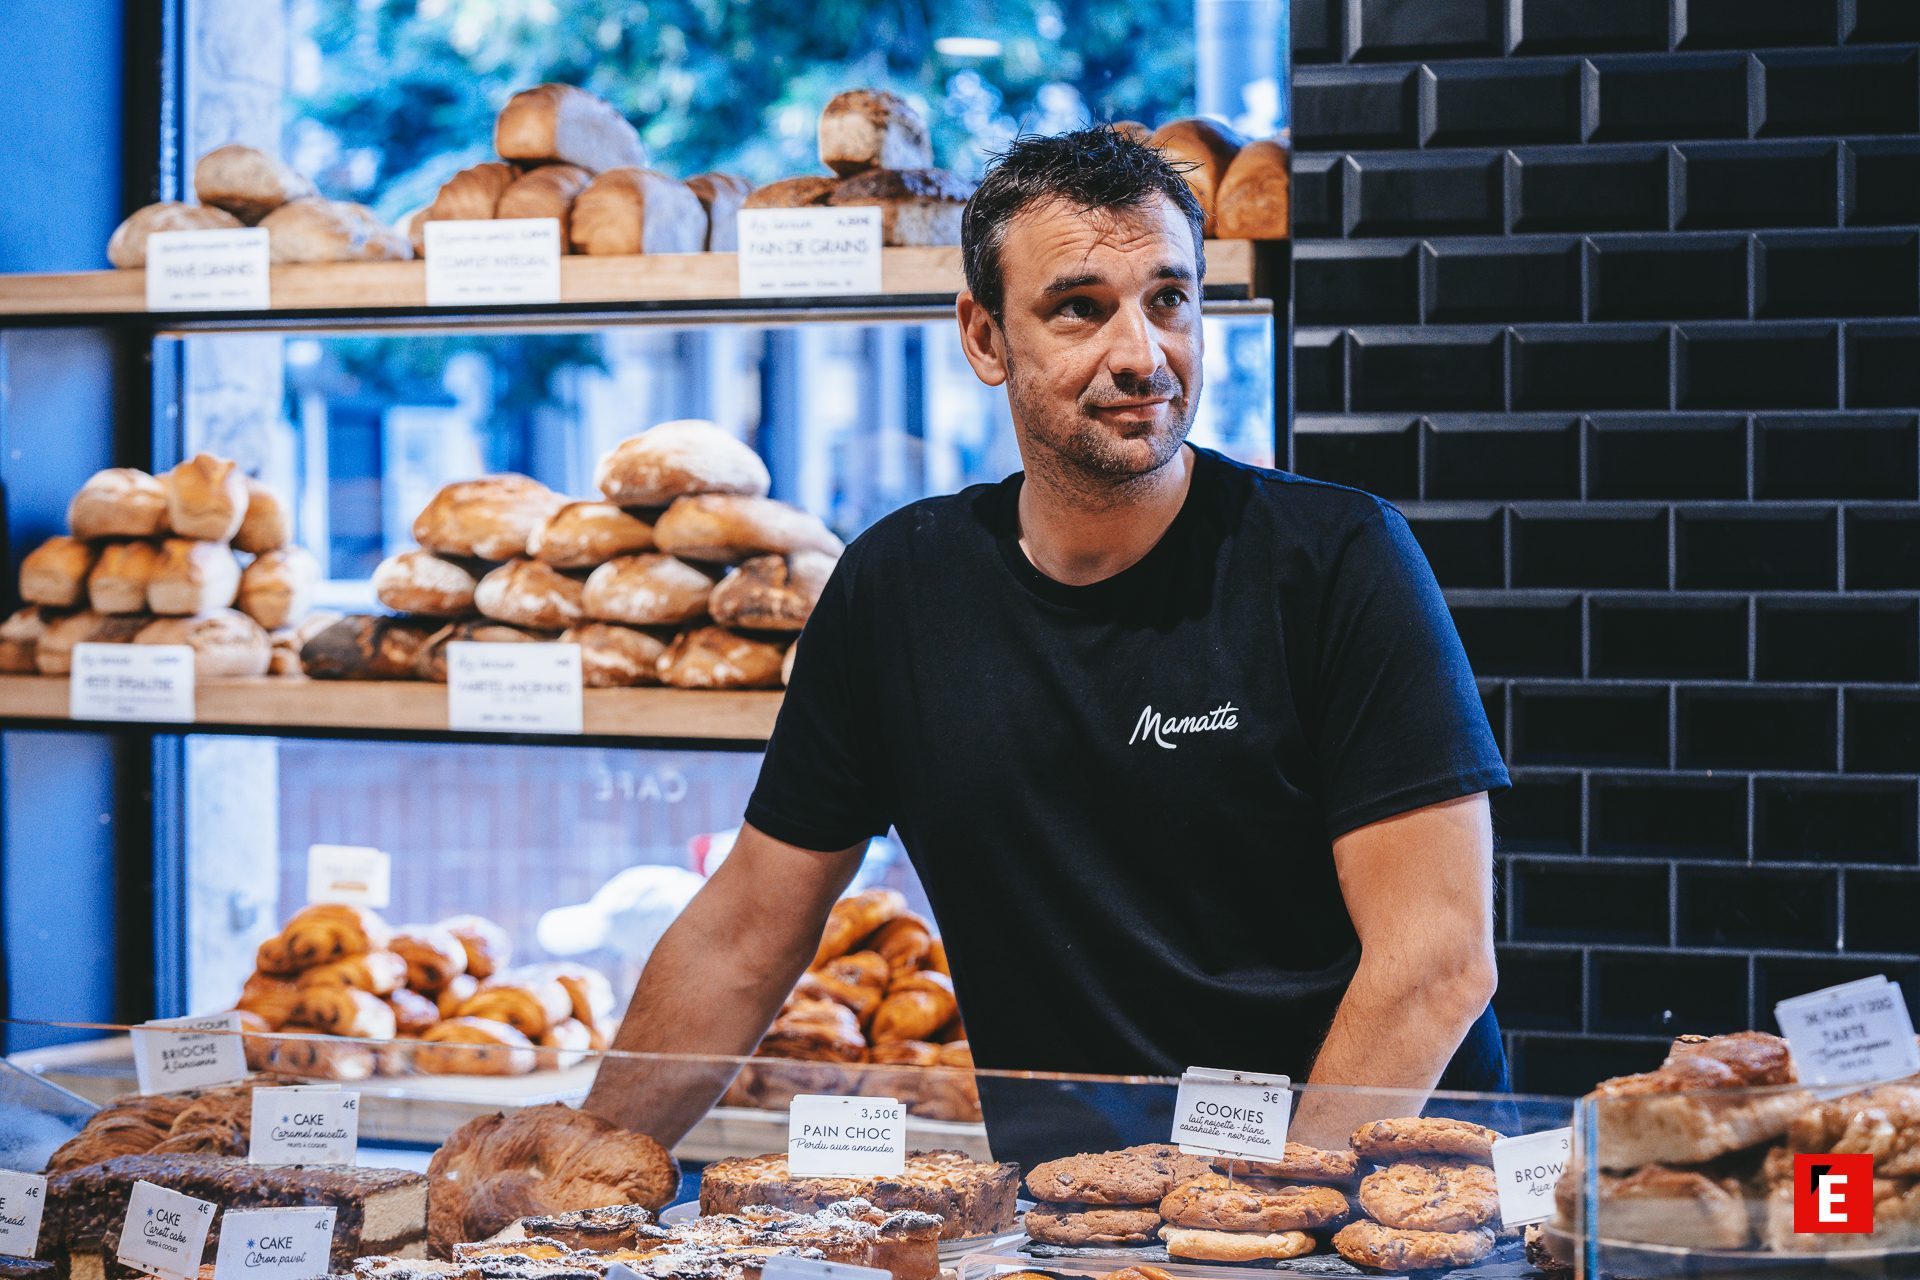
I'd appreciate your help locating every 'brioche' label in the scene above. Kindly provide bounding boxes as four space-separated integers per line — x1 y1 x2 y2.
70 644 195 723
1776 974 1920 1088
738 207 882 297
212 1207 336 1280
424 219 562 306
117 1180 217 1280
248 1087 359 1166
0 1170 48 1258
1172 1066 1292 1161
446 642 583 734
306 843 391 908
145 228 270 312
759 1258 890 1280
787 1094 906 1177
131 1011 249 1094
1491 1127 1571 1228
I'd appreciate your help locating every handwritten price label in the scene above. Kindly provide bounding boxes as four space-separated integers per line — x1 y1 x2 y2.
212 1207 336 1280
1776 975 1920 1088
0 1170 49 1257
117 1181 216 1280
788 1095 905 1177
248 1088 360 1166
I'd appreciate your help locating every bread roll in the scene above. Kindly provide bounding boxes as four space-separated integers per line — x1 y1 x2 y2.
655 626 785 689
528 502 654 570
134 610 271 677
559 622 668 687
709 551 835 630
299 614 441 680
20 536 99 606
87 540 164 614
497 164 593 244
36 611 148 675
425 161 520 223
106 202 244 269
1148 118 1247 235
163 453 249 541
819 89 933 176
595 419 771 508
570 169 707 256
495 84 646 174
69 468 169 539
742 176 839 210
0 606 55 673
237 545 319 630
413 619 557 683
1215 138 1291 239
473 558 587 629
826 168 975 247
413 474 567 562
147 538 241 615
260 197 413 263
194 145 316 223
373 549 481 616
653 494 844 563
687 173 751 251
234 478 290 553
581 554 715 625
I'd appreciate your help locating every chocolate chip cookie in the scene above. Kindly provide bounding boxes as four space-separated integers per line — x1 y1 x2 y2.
1158 1226 1317 1261
1358 1160 1500 1232
1351 1117 1505 1164
1332 1220 1496 1271
1025 1144 1213 1206
1212 1142 1360 1187
1158 1172 1351 1232
1024 1204 1163 1246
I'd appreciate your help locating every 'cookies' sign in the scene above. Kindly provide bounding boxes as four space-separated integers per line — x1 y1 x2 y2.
1172 1066 1292 1160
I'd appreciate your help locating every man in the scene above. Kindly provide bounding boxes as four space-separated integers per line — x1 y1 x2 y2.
584 127 1509 1160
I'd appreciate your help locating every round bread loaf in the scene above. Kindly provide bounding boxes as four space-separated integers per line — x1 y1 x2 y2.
163 454 249 542
595 420 771 508
742 176 839 210
194 144 316 223
653 495 843 563
474 558 588 629
1147 118 1247 236
20 536 100 607
148 539 241 616
818 88 933 176
559 622 669 687
709 551 836 630
135 609 272 678
237 545 320 631
87 540 165 614
260 197 413 264
234 478 290 553
826 168 975 246
581 553 715 625
528 501 655 568
373 549 481 616
413 620 558 683
1215 139 1290 240
69 468 169 539
106 202 243 269
413 474 567 562
655 626 786 689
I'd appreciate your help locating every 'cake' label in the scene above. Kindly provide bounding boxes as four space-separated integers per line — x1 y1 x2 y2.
306 844 391 909
1491 1127 1571 1228
446 642 584 734
71 644 195 723
0 1170 48 1258
132 1012 249 1094
424 219 562 307
759 1257 891 1280
738 207 882 297
248 1087 360 1166
212 1207 336 1280
145 228 270 312
1776 974 1920 1088
787 1094 906 1177
118 1180 216 1280
1172 1066 1292 1161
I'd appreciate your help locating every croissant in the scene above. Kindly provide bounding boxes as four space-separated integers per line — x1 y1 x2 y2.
819 950 889 990
255 934 300 977
388 987 442 1037
297 949 408 995
437 973 480 1019
439 914 511 979
761 998 866 1064
871 971 957 1044
281 903 392 967
869 914 933 983
252 1022 378 1081
867 1039 941 1067
536 1017 594 1071
812 888 907 967
415 1016 537 1075
295 984 399 1039
236 973 302 1028
390 925 468 993
521 961 615 1027
458 974 572 1040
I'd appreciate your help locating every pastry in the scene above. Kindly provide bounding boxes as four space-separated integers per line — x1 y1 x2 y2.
255 933 299 976
811 953 889 1024
743 176 839 209
234 478 290 553
373 550 483 616
826 169 975 247
535 1017 595 1070
698 1149 1020 1239
237 545 318 630
235 973 302 1028
297 948 409 995
819 89 932 176
1158 1226 1316 1261
582 554 716 625
424 162 520 227
474 558 588 629
86 540 163 613
497 164 594 241
1351 1117 1506 1164
656 626 785 689
436 973 480 1019
1026 1144 1214 1207
299 614 443 679
1589 1035 1806 1169
514 1204 659 1252
1024 1204 1162 1246
1157 1172 1350 1232
708 551 836 630
252 1026 379 1081
1358 1160 1499 1232
815 889 907 966
687 172 751 251
261 197 413 263
570 168 707 255
106 202 244 268
1214 1142 1360 1186
440 914 511 978
1761 1163 1920 1251
296 983 401 1038
495 84 647 173
1146 118 1246 236
388 987 442 1037
868 914 933 984
147 538 242 615
134 610 272 677
1789 1083 1920 1174
413 475 567 562
537 961 616 1027
415 1017 538 1077
761 998 867 1063
653 493 846 561
1331 1220 1494 1271
1524 1222 1571 1272
560 621 669 687
595 419 772 508
390 925 469 993
195 144 316 223
870 972 957 1044
1215 139 1290 240
458 972 574 1039
20 535 98 606
0 605 56 673
69 468 169 539
1567 1163 1753 1249
529 501 655 568
279 902 392 966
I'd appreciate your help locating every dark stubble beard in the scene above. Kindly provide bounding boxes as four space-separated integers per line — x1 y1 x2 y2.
1005 350 1197 506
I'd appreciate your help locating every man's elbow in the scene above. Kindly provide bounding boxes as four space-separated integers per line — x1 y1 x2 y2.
1438 942 1498 1019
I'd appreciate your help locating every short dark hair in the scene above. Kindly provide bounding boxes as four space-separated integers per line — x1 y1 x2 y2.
961 126 1207 323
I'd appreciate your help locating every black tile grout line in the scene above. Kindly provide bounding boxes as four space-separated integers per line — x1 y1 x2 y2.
1505 854 1920 876
1746 53 1767 141
1668 679 1681 771
1296 44 1920 79
1745 772 1758 861
1836 682 1849 772
1838 863 1850 950
1669 858 1681 948
1487 937 1920 962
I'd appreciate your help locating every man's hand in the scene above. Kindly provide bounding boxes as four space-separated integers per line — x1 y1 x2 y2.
1292 793 1497 1147
581 822 866 1146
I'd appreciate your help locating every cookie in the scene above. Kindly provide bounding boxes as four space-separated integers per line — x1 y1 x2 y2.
1358 1160 1500 1232
1332 1220 1495 1272
1212 1142 1360 1187
1024 1204 1162 1246
1105 1268 1179 1280
1158 1173 1350 1232
1350 1117 1505 1164
1025 1144 1213 1206
1158 1226 1317 1262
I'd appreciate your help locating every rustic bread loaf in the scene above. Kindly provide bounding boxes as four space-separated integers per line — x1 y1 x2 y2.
234 478 290 553
496 164 593 244
147 538 242 616
260 198 413 263
1147 118 1247 236
569 169 707 255
163 454 249 541
87 540 165 614
527 501 654 568
237 546 320 630
743 176 840 210
20 536 99 607
372 549 482 616
69 468 170 539
494 84 647 174
473 558 587 629
687 172 752 251
135 609 272 677
709 551 836 630
826 168 974 246
412 474 567 562
653 495 843 563
655 625 786 689
595 419 771 508
106 202 244 269
194 145 316 223
1215 139 1290 239
581 554 715 625
558 622 669 687
819 89 933 176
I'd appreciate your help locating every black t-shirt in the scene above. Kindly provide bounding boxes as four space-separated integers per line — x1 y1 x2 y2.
746 446 1510 1091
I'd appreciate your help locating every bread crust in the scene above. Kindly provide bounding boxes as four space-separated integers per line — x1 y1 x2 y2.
413 474 567 562
261 198 413 263
688 172 752 250
134 609 272 677
497 164 593 244
655 625 786 689
234 478 290 553
826 168 975 247
559 621 669 687
373 550 480 616
70 468 169 539
474 558 588 629
743 176 840 210
654 495 844 563
237 546 319 630
494 84 646 174
194 144 316 223
595 419 772 507
819 89 933 176
164 453 249 541
1215 139 1290 239
582 554 716 625
107 203 243 269
1147 118 1247 235
425 162 520 227
148 538 242 616
530 501 656 568
570 169 707 256
22 535 100 607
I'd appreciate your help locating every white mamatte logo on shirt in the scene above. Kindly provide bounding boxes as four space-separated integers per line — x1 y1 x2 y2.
1129 703 1240 749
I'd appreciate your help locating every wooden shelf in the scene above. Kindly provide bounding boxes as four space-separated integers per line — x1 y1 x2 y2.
0 674 782 743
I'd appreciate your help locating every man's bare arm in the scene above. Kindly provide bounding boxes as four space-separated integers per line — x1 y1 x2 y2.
581 822 866 1145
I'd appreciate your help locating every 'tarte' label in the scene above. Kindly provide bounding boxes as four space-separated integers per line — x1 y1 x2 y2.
787 1095 906 1177
248 1088 359 1166
1776 975 1920 1088
1172 1066 1292 1161
0 1170 49 1258
132 1012 249 1095
1491 1128 1572 1228
117 1181 216 1280
212 1207 337 1280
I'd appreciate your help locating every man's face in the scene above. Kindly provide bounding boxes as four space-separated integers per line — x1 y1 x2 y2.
987 193 1203 483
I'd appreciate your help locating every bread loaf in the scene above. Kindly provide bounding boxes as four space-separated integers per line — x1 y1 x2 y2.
559 622 668 687
1147 118 1247 235
148 538 241 615
234 478 290 553
743 176 839 210
300 614 442 680
827 168 974 247
495 84 646 174
163 453 249 541
581 554 715 625
413 475 567 562
413 619 557 683
36 611 147 675
269 609 340 676
496 164 593 244
87 540 164 614
687 173 752 251
1215 138 1290 239
819 89 933 176
420 161 520 247
656 626 786 689
20 536 99 606
0 605 57 673
106 202 244 269
194 145 316 223
237 545 319 630
401 205 432 258
595 419 771 507
69 468 169 539
528 501 654 568
473 559 587 629
570 169 707 255
260 198 413 263
709 551 836 630
373 549 481 616
134 610 272 677
653 494 844 563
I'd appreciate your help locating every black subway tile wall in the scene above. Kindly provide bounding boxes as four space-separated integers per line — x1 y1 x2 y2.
1290 0 1920 1092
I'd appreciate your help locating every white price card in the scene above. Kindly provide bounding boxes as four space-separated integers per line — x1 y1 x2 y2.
1171 1066 1292 1161
787 1094 906 1177
1491 1128 1572 1229
70 644 195 723
305 844 391 909
248 1088 360 1166
212 1207 336 1280
737 207 882 297
132 1012 250 1095
446 642 584 735
117 1180 216 1280
424 219 562 306
1776 974 1920 1087
145 228 271 312
0 1170 49 1258
759 1257 890 1280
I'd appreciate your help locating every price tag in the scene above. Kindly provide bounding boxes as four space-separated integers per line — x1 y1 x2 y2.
0 1170 49 1258
305 845 391 909
145 228 271 312
1775 975 1920 1087
132 1012 249 1095
737 207 882 297
70 644 195 723
248 1088 359 1166
1171 1066 1291 1160
212 1207 336 1280
1491 1128 1572 1229
446 642 583 735
424 219 562 306
759 1258 890 1280
117 1181 216 1280
787 1094 906 1177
